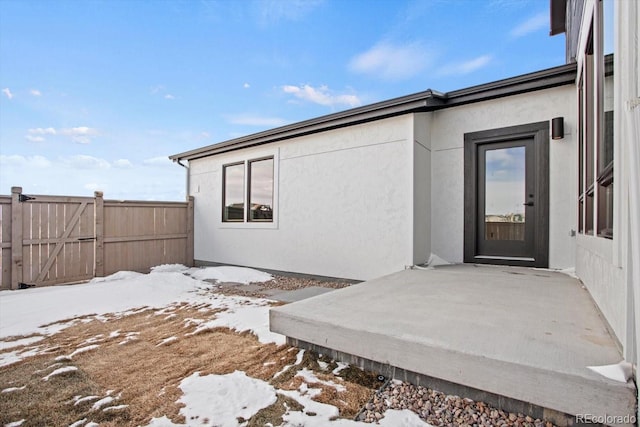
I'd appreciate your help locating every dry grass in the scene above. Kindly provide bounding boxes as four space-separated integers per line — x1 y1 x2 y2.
0 302 380 426
0 304 296 426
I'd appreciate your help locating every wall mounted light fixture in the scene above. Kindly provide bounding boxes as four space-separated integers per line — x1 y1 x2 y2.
552 117 564 140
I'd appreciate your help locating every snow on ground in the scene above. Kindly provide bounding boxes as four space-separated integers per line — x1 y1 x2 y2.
0 264 432 426
194 301 286 345
588 361 633 383
187 265 273 284
0 270 213 339
146 370 431 427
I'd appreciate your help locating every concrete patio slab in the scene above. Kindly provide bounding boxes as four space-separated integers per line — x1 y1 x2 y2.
270 264 636 426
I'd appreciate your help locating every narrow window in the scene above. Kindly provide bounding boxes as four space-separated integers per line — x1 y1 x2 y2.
596 0 614 238
223 162 245 222
248 157 274 222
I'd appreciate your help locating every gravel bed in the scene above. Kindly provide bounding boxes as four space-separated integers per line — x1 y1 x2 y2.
215 274 353 298
358 381 555 427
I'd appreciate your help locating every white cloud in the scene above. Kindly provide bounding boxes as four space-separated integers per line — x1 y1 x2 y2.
23 126 98 144
348 41 434 80
227 114 288 127
510 12 548 38
282 84 361 108
113 159 133 168
25 135 46 142
437 55 493 76
30 89 42 96
28 127 57 135
164 94 175 100
2 88 13 99
0 154 52 168
60 126 99 144
143 156 171 166
243 83 250 89
60 155 110 170
199 131 211 139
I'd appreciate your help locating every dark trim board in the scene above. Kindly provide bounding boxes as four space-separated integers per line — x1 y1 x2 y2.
464 121 550 268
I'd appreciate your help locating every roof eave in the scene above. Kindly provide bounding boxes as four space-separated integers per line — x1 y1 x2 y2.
170 63 577 162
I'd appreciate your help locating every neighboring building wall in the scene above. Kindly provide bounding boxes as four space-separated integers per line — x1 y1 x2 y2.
412 112 432 265
189 115 417 280
429 85 577 269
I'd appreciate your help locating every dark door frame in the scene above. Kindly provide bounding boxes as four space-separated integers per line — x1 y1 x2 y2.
463 121 549 268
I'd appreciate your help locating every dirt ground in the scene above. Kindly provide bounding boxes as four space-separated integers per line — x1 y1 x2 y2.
0 278 380 427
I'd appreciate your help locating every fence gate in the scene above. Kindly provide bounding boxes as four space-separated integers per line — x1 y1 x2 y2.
7 188 95 288
1 187 194 290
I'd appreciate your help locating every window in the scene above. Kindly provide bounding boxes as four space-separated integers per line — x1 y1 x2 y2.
222 156 274 223
577 0 614 239
223 163 245 222
248 157 274 221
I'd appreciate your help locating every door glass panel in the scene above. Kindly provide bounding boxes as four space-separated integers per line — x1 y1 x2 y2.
484 146 526 241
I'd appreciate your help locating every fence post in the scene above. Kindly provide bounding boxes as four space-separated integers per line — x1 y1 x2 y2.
187 196 194 267
10 187 23 290
94 191 105 277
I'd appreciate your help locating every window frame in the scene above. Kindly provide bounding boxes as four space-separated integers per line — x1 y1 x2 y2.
576 0 614 240
220 151 278 229
247 156 275 223
221 161 246 223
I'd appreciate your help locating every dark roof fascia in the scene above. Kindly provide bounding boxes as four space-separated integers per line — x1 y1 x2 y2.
171 63 577 161
170 90 443 161
435 62 577 109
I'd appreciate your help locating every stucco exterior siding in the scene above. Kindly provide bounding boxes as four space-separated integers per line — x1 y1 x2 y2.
412 112 432 266
429 85 577 269
189 115 416 280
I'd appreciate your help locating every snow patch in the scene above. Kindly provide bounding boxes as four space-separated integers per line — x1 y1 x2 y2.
190 299 285 345
0 270 212 339
188 266 272 284
178 371 276 427
156 337 178 347
588 361 633 383
296 368 346 392
42 366 78 381
0 347 41 367
69 344 99 358
0 336 44 350
151 264 190 273
74 395 101 406
427 253 451 267
1 385 26 393
332 362 349 375
91 396 115 410
4 419 25 427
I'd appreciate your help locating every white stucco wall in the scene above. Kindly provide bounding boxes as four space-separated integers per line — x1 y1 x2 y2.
189 115 416 280
429 85 577 269
412 112 432 265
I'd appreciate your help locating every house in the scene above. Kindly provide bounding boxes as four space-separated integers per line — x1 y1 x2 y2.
171 0 639 423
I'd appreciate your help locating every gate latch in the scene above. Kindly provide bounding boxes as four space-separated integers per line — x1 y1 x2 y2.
18 194 36 202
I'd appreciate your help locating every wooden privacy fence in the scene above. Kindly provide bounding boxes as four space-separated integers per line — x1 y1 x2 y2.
1 187 194 290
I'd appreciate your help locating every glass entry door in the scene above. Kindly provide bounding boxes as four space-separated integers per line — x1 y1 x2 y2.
464 121 549 268
476 140 535 259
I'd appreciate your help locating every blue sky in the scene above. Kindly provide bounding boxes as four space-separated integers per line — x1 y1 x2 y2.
0 0 565 201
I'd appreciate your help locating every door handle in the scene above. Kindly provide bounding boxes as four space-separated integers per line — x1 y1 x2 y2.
523 202 534 207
